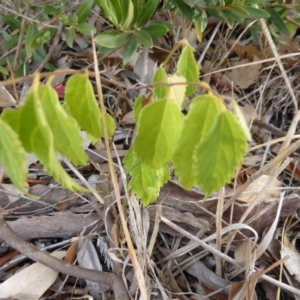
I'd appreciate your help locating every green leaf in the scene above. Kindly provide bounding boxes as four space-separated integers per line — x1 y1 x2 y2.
0 54 14 68
164 0 176 9
245 0 268 3
106 1 120 26
25 24 38 57
97 46 114 54
134 100 184 168
15 61 29 77
183 0 197 6
130 0 140 25
121 0 135 30
242 6 270 19
136 0 159 27
32 47 56 71
76 23 96 35
134 30 153 48
285 21 297 35
107 0 135 29
72 14 79 24
1 90 88 192
94 29 130 48
133 94 145 122
177 43 200 96
30 28 56 48
0 119 27 193
193 110 248 197
2 30 11 41
229 4 249 16
66 28 76 48
173 94 222 188
76 0 94 23
95 0 119 26
124 147 169 206
64 74 103 143
44 5 62 15
228 100 252 142
111 0 123 24
143 23 169 39
153 66 168 100
0 65 9 76
59 14 74 25
148 20 173 30
104 113 116 138
123 37 139 65
166 74 186 109
265 7 289 36
0 15 21 29
218 10 243 23
2 35 19 50
178 1 193 21
38 85 88 166
194 11 207 41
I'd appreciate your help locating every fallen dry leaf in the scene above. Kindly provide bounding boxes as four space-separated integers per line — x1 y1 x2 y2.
227 56 262 89
229 40 264 60
282 233 300 283
238 174 281 203
61 242 78 280
0 86 16 107
0 251 66 300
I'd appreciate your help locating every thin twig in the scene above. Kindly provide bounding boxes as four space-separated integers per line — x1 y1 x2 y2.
252 119 286 137
0 5 59 28
0 69 116 87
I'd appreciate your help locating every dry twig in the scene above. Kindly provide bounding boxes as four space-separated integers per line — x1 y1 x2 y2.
0 212 129 300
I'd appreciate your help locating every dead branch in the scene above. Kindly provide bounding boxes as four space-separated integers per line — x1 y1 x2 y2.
0 212 103 243
0 212 129 300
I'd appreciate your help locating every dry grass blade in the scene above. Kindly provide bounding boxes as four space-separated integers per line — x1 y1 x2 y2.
91 37 147 299
255 194 284 258
215 188 224 277
202 52 300 77
261 274 300 297
0 5 59 28
157 221 259 265
160 216 241 268
63 159 104 204
258 15 297 111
